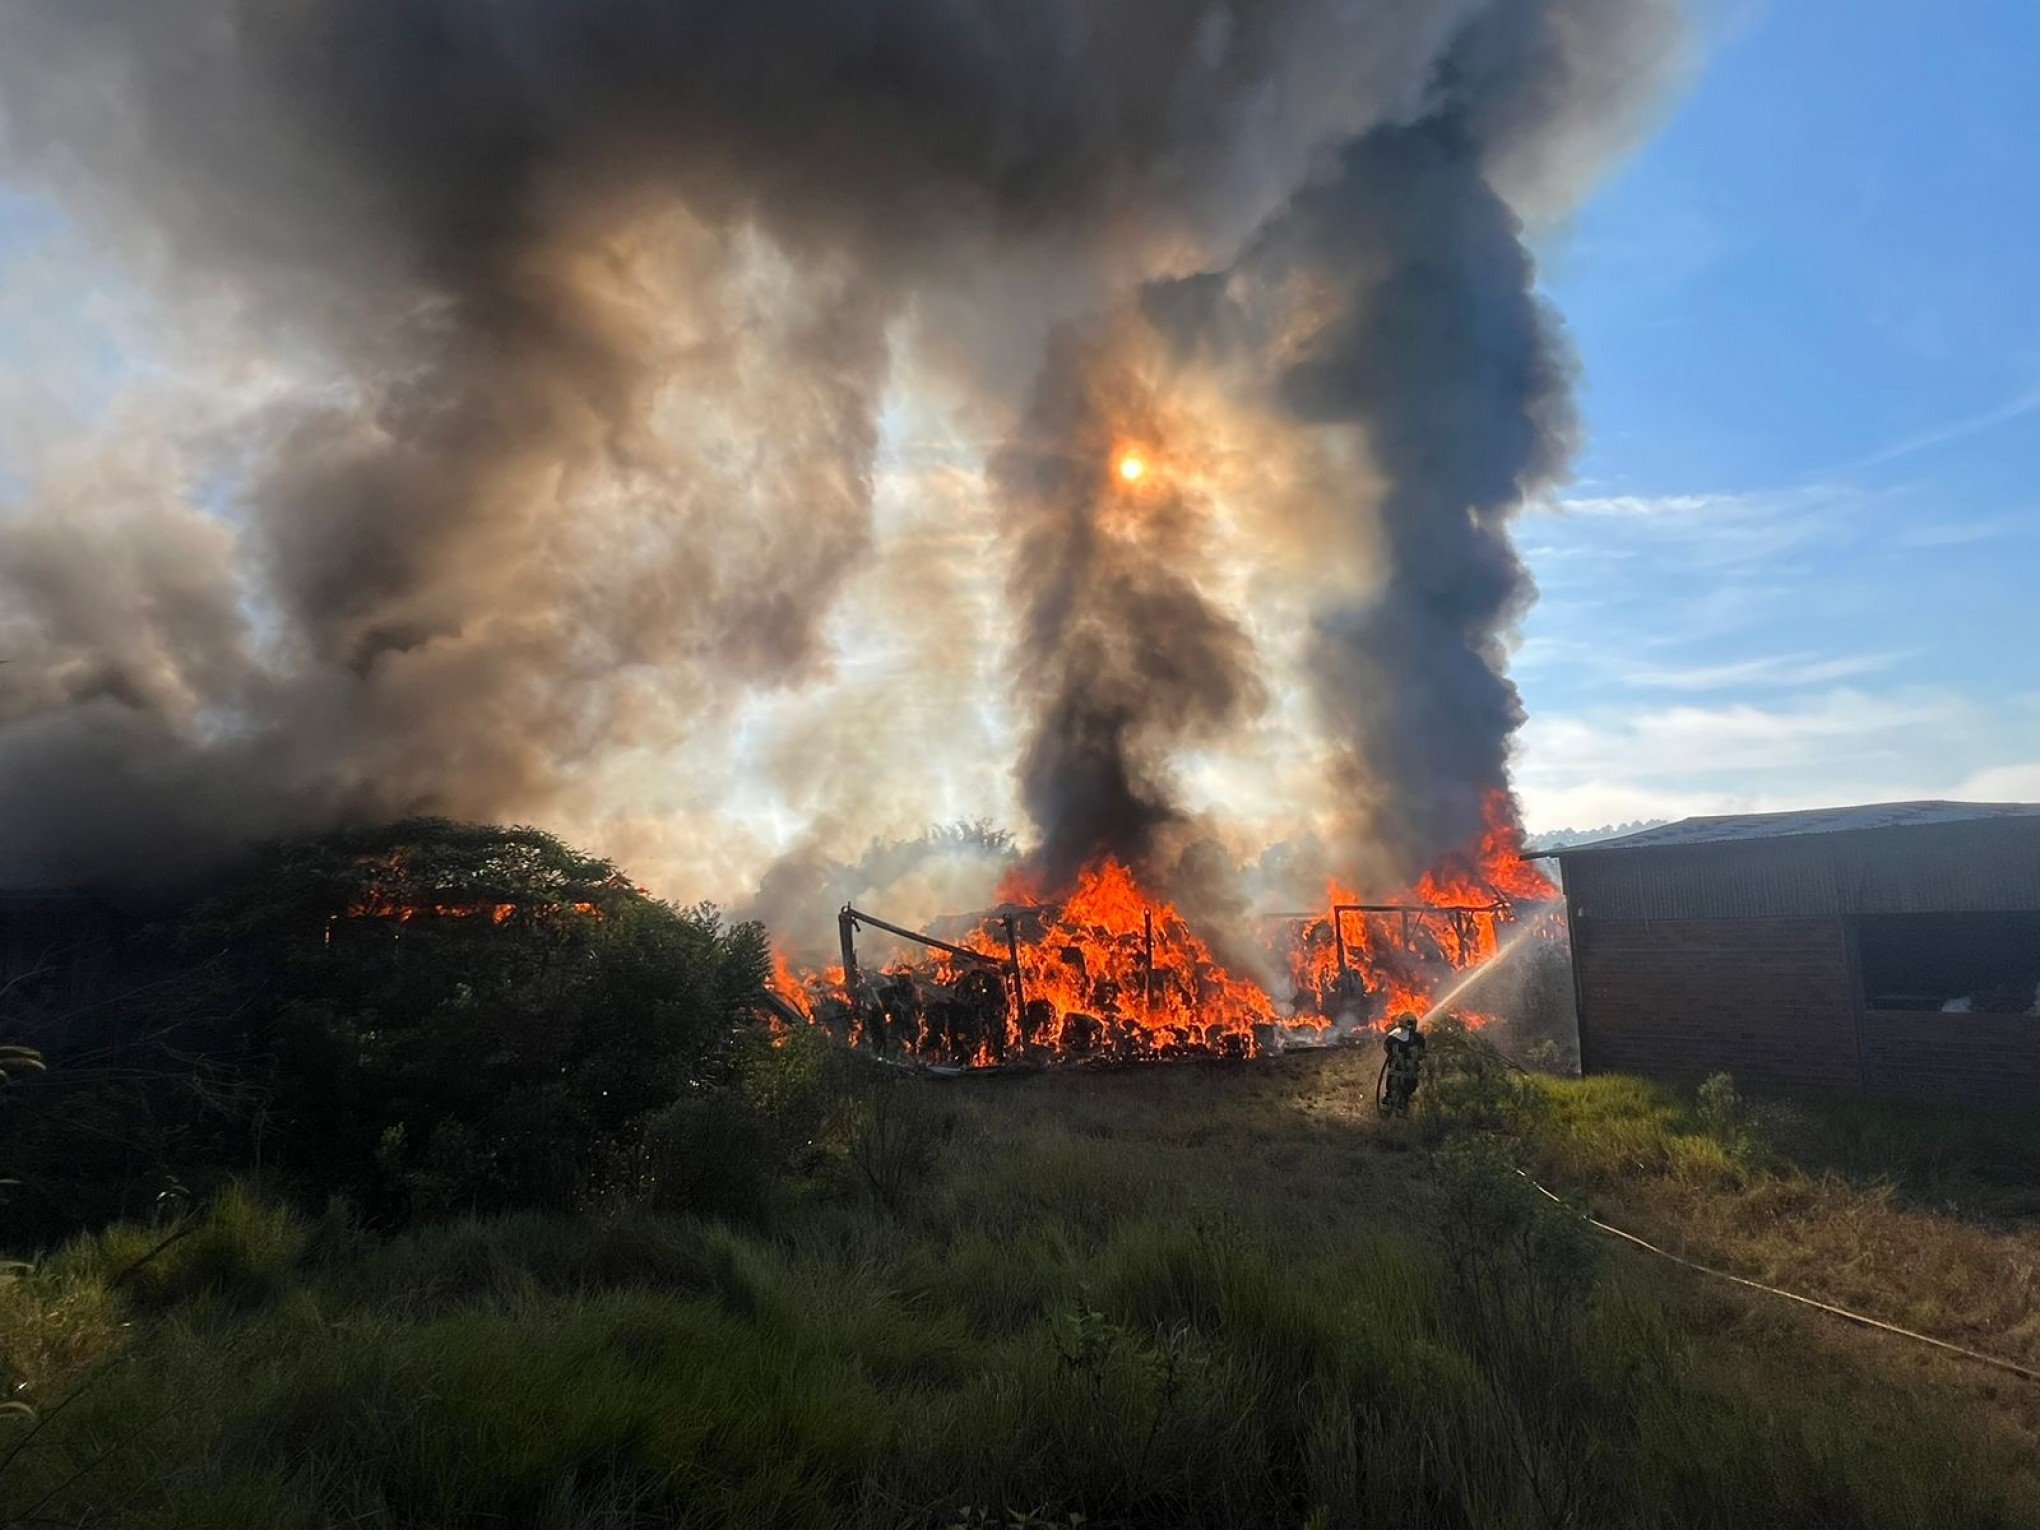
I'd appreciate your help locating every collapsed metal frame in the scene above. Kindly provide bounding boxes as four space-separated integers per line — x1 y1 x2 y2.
838 903 1029 1028
1329 900 1512 975
1265 899 1515 979
838 901 1173 1032
835 895 1515 1043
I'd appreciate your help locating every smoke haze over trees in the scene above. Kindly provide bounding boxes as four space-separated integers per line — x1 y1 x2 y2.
0 0 1683 912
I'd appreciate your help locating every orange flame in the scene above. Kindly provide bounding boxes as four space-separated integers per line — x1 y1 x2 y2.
767 947 815 1025
996 857 1280 1062
337 850 615 929
344 895 603 924
772 793 1558 1067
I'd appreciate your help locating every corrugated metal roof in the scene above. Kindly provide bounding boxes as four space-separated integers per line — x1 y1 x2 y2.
1535 800 2040 857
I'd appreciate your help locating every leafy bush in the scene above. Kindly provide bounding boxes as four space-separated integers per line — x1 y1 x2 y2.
1433 1135 1602 1387
629 1089 786 1223
735 1023 851 1153
1419 1016 1545 1134
1694 1071 1769 1165
236 828 774 1218
618 1025 877 1221
5 820 778 1234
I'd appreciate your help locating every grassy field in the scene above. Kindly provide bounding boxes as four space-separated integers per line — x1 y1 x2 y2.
1515 1069 2040 1383
4 1038 2039 1528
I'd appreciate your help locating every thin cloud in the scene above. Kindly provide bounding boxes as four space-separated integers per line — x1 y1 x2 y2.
1524 749 2040 837
1845 384 2040 474
1890 514 2021 549
1519 781 1772 835
1540 484 1842 571
1553 490 1739 519
1620 650 1906 693
1517 688 1984 784
1955 762 2040 800
1514 687 2040 841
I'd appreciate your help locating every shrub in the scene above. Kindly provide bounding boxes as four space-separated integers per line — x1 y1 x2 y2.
617 1025 878 1222
628 1089 785 1223
1420 1017 1544 1134
845 1072 946 1213
9 819 780 1230
1433 1135 1601 1353
64 1184 309 1313
736 1023 851 1154
1694 1070 1768 1165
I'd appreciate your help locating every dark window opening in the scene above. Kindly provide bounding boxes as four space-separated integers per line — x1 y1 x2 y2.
1857 911 2040 1014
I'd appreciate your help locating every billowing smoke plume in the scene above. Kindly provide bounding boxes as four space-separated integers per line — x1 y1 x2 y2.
0 0 1682 902
1001 0 1673 895
748 821 1015 959
1285 120 1571 879
1149 112 1575 885
998 325 1265 891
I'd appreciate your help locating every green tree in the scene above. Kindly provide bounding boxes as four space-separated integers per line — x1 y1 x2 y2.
42 819 778 1227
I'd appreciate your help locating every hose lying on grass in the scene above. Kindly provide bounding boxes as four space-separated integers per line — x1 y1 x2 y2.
1519 1171 2040 1386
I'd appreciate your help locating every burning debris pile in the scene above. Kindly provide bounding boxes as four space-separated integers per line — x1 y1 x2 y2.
1284 801 1567 1026
770 798 1559 1070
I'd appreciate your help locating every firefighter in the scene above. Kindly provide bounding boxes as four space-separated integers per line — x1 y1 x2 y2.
1381 1011 1426 1117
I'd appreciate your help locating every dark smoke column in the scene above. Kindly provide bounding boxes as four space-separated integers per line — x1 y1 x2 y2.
1127 0 1662 886
996 330 1263 892
1278 118 1573 879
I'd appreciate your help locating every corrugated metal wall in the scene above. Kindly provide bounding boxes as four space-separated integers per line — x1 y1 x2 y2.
1561 819 2040 921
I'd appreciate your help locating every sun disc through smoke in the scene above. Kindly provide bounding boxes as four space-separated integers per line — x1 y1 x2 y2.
1117 453 1146 484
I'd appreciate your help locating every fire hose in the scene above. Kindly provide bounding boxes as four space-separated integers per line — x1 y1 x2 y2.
1516 1169 2040 1386
1452 1039 2040 1385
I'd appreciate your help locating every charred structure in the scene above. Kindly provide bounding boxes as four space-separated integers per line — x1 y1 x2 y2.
775 801 1565 1071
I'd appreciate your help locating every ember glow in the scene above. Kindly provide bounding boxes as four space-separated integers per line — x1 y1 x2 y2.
771 796 1558 1068
343 896 603 926
335 850 620 929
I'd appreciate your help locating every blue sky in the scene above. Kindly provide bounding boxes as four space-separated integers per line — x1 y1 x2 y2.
1515 0 2040 829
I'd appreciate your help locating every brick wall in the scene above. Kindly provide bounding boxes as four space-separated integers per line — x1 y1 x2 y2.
1860 1011 2040 1104
1576 916 1863 1093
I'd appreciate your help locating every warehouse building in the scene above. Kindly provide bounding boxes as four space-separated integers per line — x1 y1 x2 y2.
1537 802 2040 1104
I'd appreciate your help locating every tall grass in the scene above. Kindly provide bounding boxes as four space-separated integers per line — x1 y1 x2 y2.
1 1055 2032 1528
53 1184 312 1313
1510 1064 2040 1374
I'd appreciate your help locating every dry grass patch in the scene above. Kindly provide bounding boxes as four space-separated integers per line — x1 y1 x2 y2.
0 1264 124 1411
